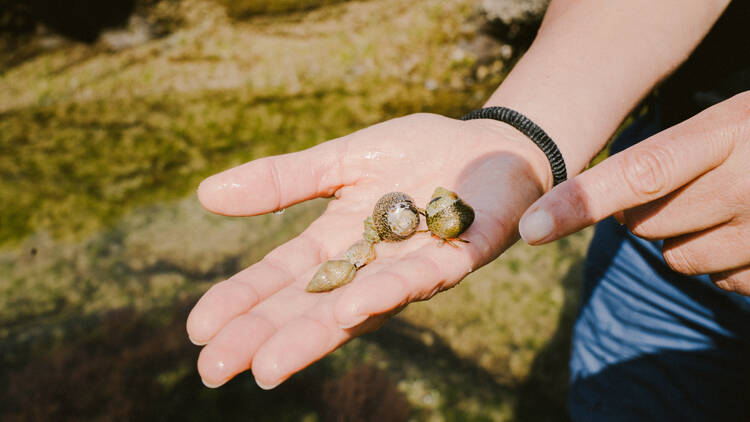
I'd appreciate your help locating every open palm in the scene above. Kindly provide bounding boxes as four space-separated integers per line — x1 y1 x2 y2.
186 113 549 388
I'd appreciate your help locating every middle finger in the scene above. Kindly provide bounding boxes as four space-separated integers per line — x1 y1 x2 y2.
624 165 739 240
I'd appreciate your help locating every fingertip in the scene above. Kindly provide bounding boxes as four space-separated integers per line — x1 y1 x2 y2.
251 317 339 389
201 377 223 389
185 301 222 347
252 352 287 389
250 344 292 391
197 170 259 216
188 334 207 346
186 278 263 345
195 312 277 389
196 175 216 210
197 346 233 388
255 378 282 390
519 207 555 244
186 307 213 346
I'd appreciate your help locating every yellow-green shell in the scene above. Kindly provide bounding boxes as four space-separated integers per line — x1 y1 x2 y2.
425 187 475 239
343 239 376 269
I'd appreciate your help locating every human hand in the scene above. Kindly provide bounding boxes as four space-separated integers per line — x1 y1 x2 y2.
519 91 750 296
186 113 551 389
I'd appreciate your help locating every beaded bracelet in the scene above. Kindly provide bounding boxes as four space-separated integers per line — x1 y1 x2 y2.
461 106 567 186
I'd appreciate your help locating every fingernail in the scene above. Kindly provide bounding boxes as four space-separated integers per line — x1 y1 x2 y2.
520 209 554 244
188 336 207 346
256 378 281 390
338 314 368 329
202 378 223 388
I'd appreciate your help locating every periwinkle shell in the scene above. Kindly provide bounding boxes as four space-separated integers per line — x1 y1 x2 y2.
343 239 376 269
425 187 475 240
306 260 357 293
371 192 420 242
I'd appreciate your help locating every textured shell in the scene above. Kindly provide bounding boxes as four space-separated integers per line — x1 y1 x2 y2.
306 260 357 292
371 192 420 242
343 239 376 269
425 187 475 239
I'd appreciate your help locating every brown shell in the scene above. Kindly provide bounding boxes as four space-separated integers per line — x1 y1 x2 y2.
371 192 420 242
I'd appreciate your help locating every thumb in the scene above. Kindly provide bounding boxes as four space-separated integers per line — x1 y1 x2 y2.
197 138 350 216
518 103 736 244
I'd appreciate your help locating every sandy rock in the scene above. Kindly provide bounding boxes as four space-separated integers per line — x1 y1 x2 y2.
100 15 155 51
480 0 549 25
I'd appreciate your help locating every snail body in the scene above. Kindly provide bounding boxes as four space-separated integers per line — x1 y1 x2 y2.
367 192 420 242
424 187 474 247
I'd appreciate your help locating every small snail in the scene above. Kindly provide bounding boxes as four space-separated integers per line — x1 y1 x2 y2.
307 189 472 292
343 239 376 269
306 260 357 292
365 192 421 242
306 239 376 292
423 187 475 247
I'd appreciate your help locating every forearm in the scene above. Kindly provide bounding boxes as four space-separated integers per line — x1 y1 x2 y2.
485 0 730 183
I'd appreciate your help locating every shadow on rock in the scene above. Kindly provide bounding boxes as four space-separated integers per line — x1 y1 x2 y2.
0 300 414 422
513 258 583 422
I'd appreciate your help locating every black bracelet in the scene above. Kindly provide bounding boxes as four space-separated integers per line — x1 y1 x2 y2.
460 106 567 186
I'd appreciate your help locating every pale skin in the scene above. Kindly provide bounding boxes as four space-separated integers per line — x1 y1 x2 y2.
187 0 732 389
520 91 750 296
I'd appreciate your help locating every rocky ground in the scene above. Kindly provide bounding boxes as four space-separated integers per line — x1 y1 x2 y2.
0 1 588 420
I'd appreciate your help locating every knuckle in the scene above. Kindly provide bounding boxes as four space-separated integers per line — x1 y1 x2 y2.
620 147 673 200
712 274 750 296
714 277 736 293
722 92 750 144
662 246 700 275
717 91 750 126
726 176 750 209
628 219 659 240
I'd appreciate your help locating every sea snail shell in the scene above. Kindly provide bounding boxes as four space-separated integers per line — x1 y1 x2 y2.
343 239 376 269
306 239 376 292
306 260 357 292
369 192 420 242
424 186 475 241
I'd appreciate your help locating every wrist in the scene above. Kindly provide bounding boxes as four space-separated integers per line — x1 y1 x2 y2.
461 118 554 194
482 90 593 179
462 107 567 187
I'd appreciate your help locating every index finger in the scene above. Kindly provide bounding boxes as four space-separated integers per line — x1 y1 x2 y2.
519 103 737 244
